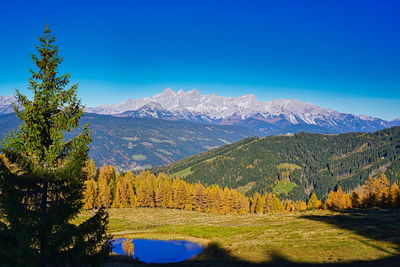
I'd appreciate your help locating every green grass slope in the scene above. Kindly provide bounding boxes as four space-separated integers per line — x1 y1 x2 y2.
157 127 400 200
75 208 400 266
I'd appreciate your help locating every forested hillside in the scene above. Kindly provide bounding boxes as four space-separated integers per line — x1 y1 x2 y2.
73 160 399 215
156 127 400 200
0 113 258 170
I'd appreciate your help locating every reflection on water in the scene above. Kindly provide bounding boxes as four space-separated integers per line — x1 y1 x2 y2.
112 238 203 263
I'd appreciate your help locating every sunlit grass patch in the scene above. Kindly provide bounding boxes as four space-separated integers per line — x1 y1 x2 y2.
273 181 297 195
172 167 193 178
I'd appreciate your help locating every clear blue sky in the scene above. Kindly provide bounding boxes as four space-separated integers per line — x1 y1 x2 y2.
1 0 399 119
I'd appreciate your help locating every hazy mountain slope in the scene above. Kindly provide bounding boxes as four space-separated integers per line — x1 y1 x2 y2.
0 113 258 170
157 127 400 200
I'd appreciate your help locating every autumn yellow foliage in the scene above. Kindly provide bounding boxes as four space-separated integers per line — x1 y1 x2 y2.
82 161 400 215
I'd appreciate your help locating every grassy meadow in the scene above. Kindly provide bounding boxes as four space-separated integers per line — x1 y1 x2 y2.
75 208 400 266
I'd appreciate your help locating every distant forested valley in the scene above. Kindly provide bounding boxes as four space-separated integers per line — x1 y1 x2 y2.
2 112 400 201
0 113 257 170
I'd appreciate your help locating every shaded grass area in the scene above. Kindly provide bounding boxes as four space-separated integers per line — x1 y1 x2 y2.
301 209 400 257
74 208 400 266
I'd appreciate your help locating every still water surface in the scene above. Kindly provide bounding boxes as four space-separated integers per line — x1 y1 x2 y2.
112 238 203 263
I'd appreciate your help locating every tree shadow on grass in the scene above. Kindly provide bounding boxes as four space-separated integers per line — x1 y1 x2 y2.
301 209 400 253
105 243 296 267
298 208 400 266
181 209 400 266
105 209 400 266
106 242 400 267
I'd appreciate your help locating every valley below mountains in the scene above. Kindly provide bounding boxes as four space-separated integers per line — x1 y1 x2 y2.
1 89 400 174
0 113 257 170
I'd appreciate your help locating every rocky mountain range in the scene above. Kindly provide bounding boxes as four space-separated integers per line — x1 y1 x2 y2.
86 88 399 135
2 89 400 135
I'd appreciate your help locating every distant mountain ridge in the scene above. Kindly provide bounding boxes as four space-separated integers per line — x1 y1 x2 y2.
85 88 399 135
2 89 400 135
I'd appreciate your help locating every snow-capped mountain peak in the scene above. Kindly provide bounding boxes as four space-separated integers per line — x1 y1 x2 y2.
88 88 345 125
83 89 356 124
0 95 17 105
139 101 165 111
357 114 379 121
0 95 19 114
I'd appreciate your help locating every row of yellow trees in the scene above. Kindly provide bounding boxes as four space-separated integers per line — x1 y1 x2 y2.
83 161 400 214
83 164 250 214
325 173 400 210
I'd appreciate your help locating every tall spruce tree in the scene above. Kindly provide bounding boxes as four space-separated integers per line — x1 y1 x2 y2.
0 26 111 266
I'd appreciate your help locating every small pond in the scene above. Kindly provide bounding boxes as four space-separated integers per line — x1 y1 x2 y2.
112 238 203 264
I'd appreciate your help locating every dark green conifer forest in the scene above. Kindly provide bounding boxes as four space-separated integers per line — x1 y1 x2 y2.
0 26 110 267
157 127 400 200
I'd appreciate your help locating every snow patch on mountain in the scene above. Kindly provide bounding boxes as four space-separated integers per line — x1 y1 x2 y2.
0 95 19 114
86 88 363 127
